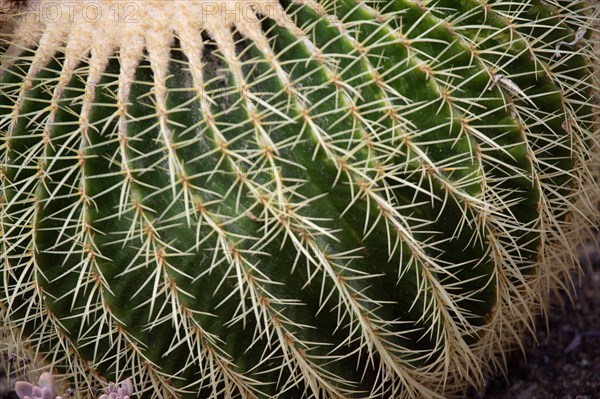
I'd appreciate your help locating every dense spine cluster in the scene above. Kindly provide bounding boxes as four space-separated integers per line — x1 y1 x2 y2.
0 1 598 398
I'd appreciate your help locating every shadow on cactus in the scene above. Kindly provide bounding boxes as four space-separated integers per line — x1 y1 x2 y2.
0 0 598 398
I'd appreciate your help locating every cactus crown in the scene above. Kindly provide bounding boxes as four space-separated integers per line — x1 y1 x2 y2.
1 0 599 398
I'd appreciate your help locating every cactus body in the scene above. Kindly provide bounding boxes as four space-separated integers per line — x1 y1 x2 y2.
0 1 598 398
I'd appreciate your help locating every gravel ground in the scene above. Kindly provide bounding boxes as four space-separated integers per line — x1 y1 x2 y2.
480 232 600 399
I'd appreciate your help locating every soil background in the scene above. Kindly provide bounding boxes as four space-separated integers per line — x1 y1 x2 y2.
477 231 600 399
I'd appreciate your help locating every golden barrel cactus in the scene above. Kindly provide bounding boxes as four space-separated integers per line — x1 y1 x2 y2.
0 0 598 398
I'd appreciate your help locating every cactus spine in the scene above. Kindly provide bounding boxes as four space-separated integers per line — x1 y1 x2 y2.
1 0 598 398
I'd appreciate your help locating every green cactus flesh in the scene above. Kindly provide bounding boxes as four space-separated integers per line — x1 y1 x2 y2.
0 0 598 398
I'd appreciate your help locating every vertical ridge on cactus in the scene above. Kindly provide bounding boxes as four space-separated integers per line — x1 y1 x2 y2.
0 0 598 398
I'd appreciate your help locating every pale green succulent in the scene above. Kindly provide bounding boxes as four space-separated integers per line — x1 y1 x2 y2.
0 0 598 398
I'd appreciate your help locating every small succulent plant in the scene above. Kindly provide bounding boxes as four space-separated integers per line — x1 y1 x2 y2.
15 372 60 399
15 372 133 399
97 379 133 399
